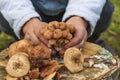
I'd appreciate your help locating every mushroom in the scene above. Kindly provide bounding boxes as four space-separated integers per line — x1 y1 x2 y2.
66 24 75 33
8 39 32 57
29 45 51 59
48 39 56 46
6 53 30 77
49 21 59 29
64 47 84 73
62 30 69 38
66 33 73 40
6 75 18 80
53 29 62 39
40 60 59 78
24 76 30 80
43 30 53 39
0 60 8 67
88 58 94 67
29 68 40 79
39 21 75 55
59 22 66 30
40 26 48 35
43 72 56 80
81 42 102 58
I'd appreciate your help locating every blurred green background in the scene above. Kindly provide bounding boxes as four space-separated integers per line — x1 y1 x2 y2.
0 0 120 79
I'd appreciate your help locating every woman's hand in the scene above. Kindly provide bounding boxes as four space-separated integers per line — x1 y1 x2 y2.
60 16 88 55
22 18 48 46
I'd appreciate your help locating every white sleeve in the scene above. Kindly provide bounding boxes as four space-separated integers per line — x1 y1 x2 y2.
62 0 106 36
0 0 41 38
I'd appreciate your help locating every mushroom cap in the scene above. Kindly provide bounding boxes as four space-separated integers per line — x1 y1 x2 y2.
6 53 30 77
81 42 103 58
6 75 18 80
43 72 56 80
64 47 84 73
8 39 32 57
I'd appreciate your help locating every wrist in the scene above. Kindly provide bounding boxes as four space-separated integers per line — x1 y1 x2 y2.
69 16 88 28
66 16 88 29
66 16 89 37
22 17 40 33
79 17 88 29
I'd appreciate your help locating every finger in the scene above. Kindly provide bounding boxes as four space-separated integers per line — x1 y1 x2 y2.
24 34 30 40
26 33 40 45
59 48 66 57
59 38 84 57
60 33 83 56
24 34 33 43
64 34 82 49
31 34 41 45
59 39 84 58
74 32 88 49
38 35 48 47
24 34 34 45
51 48 57 56
60 37 85 56
74 38 85 49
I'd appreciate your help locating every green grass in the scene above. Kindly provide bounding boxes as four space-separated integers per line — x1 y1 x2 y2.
0 0 120 79
100 0 120 79
101 0 120 57
0 32 12 50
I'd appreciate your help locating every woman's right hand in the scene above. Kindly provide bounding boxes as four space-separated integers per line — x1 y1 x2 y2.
22 18 48 46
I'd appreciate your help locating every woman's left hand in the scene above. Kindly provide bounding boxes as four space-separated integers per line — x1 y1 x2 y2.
60 16 88 55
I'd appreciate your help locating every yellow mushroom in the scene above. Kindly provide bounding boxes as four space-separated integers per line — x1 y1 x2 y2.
64 47 84 73
6 53 30 77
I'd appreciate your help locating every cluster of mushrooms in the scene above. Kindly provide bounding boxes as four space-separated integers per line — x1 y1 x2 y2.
40 21 75 52
4 21 117 80
6 39 59 79
5 21 84 80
